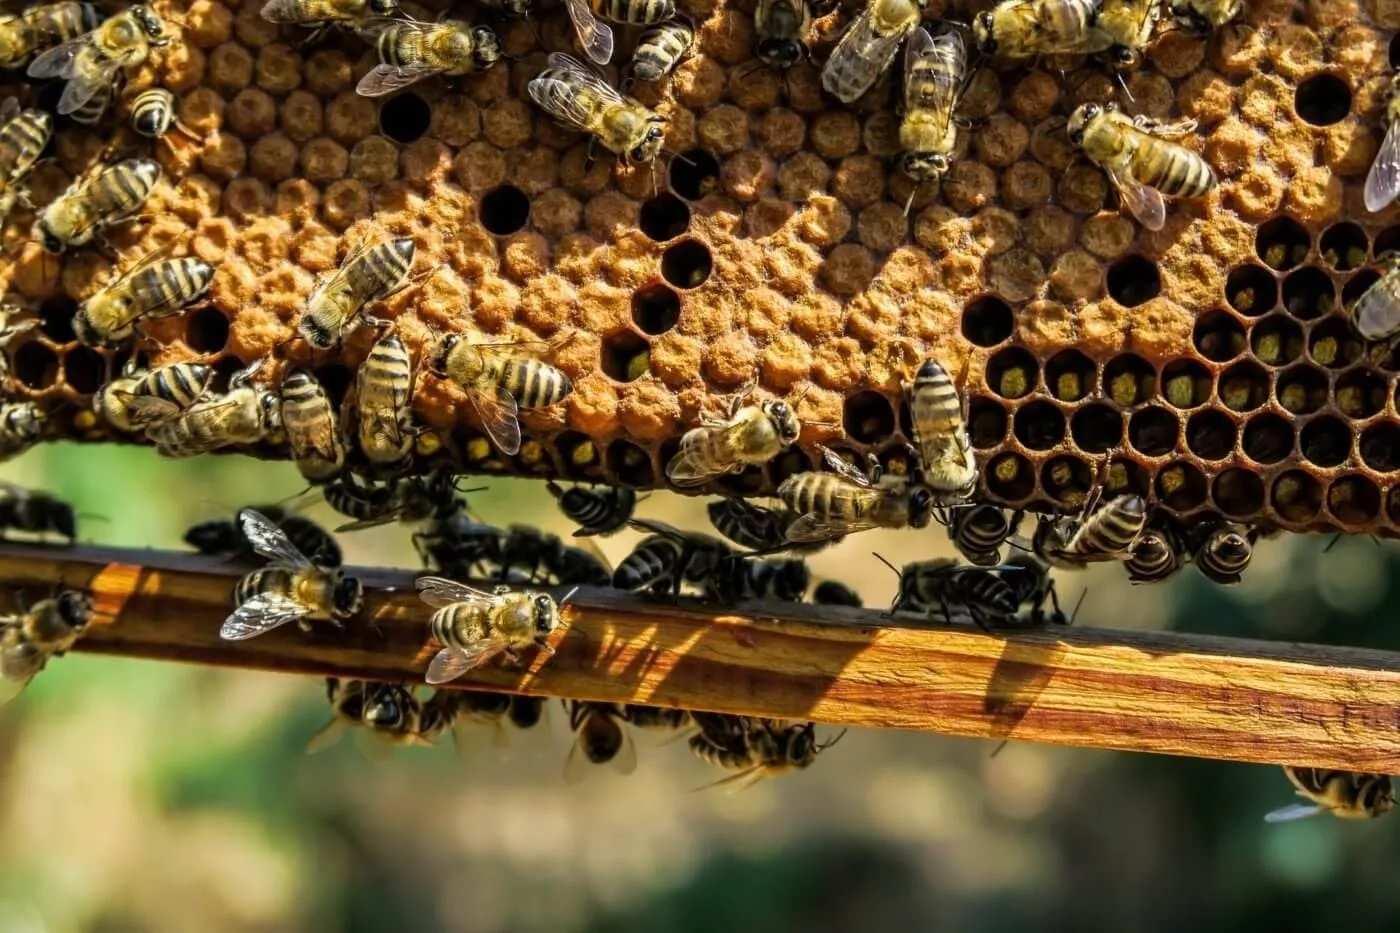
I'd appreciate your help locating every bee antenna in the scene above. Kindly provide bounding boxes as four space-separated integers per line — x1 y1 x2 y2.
988 738 1009 758
1066 588 1087 626
817 728 847 751
665 149 695 166
871 552 900 577
903 183 918 217
1116 70 1135 104
1322 532 1343 553
558 586 580 606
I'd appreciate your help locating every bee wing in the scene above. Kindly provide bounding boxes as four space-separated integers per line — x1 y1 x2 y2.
415 574 503 608
818 445 875 487
1263 802 1326 823
665 432 727 487
334 514 398 533
220 592 311 640
1105 161 1166 232
1366 120 1400 212
529 53 626 130
425 643 501 684
55 58 120 115
563 0 614 65
260 0 316 23
902 26 934 109
305 717 348 754
240 508 315 569
466 384 522 456
0 673 30 706
356 61 440 97
822 7 906 104
1351 266 1400 339
112 392 181 429
785 512 881 543
26 36 84 78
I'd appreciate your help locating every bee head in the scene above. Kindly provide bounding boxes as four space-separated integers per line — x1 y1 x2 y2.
757 38 802 69
781 723 816 766
900 152 949 183
72 309 103 348
971 10 995 54
429 335 457 376
629 118 668 164
532 594 559 634
56 590 93 629
763 400 800 445
34 219 64 255
131 5 165 38
333 575 364 617
472 26 503 68
907 485 934 529
1066 104 1098 145
258 389 282 432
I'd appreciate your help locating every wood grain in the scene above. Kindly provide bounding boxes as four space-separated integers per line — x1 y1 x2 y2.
2 542 1398 771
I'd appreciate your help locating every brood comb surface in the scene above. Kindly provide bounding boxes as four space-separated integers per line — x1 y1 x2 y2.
0 0 1397 534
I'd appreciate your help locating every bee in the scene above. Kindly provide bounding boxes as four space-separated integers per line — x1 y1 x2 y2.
690 714 840 789
1266 767 1395 823
415 575 568 684
508 695 547 730
1190 520 1251 585
354 331 416 471
281 369 346 484
546 480 636 537
1170 0 1243 34
613 518 731 595
306 676 368 752
0 401 46 461
1067 103 1217 233
416 687 467 745
1350 255 1400 341
1091 0 1160 70
820 0 926 104
0 102 52 224
1123 522 1185 584
898 26 966 213
751 0 812 71
884 556 1019 629
128 87 188 138
1033 493 1147 569
297 236 415 351
996 553 1068 625
0 3 104 70
0 304 36 386
412 487 502 576
34 157 161 255
971 0 1103 59
308 679 432 753
427 332 574 457
527 53 668 165
261 0 397 30
27 5 168 122
778 446 934 543
946 504 1022 567
629 18 693 85
0 483 76 542
907 358 977 504
665 393 801 487
184 506 342 567
356 19 502 98
1367 74 1400 213
565 701 637 781
74 250 215 348
93 359 212 433
622 703 691 731
705 553 810 604
149 363 281 458
812 579 863 607
222 509 363 640
0 589 92 703
707 498 835 553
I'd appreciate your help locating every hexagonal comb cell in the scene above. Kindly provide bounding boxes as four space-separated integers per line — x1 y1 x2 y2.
1127 407 1179 457
556 432 603 479
1070 404 1121 454
1320 223 1368 272
1273 471 1322 523
1294 73 1352 127
62 347 105 395
1335 369 1387 419
968 397 1008 449
1193 311 1245 363
961 297 1014 348
660 240 713 290
1103 354 1156 407
1329 475 1381 526
601 331 650 383
1226 264 1280 317
1156 462 1207 512
187 307 231 356
1213 469 1265 519
1013 400 1066 451
670 150 721 201
1241 413 1293 465
1249 315 1303 366
1300 416 1352 468
986 347 1038 400
1281 267 1335 320
480 186 531 237
1307 318 1362 369
12 342 58 391
986 452 1034 501
1044 350 1094 403
1360 422 1400 472
639 194 691 242
632 285 682 335
1218 361 1269 413
38 298 77 344
379 93 430 143
1041 455 1093 506
1256 217 1311 272
1277 365 1329 415
607 438 655 487
1186 409 1236 461
843 391 895 444
1160 359 1212 410
1106 256 1161 308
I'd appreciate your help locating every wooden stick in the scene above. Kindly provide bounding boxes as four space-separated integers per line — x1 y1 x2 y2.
2 542 1398 771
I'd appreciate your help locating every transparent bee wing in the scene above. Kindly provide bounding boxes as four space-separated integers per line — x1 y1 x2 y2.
425 642 499 684
260 0 313 23
818 445 875 487
220 592 310 640
665 441 726 486
1105 161 1165 232
1351 266 1400 340
0 673 29 706
821 7 905 104
414 574 504 608
902 25 935 110
239 508 314 569
529 53 626 131
785 513 880 543
1264 802 1326 823
563 717 637 783
563 0 614 65
114 393 181 429
55 57 120 116
609 721 638 775
26 37 82 78
627 517 690 540
305 717 347 754
356 61 440 97
148 396 246 456
467 384 522 456
691 764 767 794
1366 120 1400 213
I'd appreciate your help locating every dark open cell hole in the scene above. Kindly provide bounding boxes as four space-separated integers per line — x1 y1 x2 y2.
1156 462 1208 512
1391 32 1400 68
986 346 1038 400
479 185 530 236
639 193 691 242
1342 268 1381 313
1335 367 1387 419
1127 406 1179 457
1218 360 1268 412
1376 226 1400 258
1212 468 1264 519
1307 317 1362 368
985 452 1034 501
1276 364 1328 415
1106 255 1161 307
1281 266 1335 320
379 92 430 143
1241 412 1293 464
1192 310 1246 363
62 345 104 394
313 363 354 411
555 430 602 478
1320 222 1368 271
186 306 230 355
1013 400 1065 451
1273 470 1322 523
1300 415 1352 468
660 239 712 290
1360 422 1400 472
716 466 766 496
1102 353 1155 406
1070 403 1121 453
768 447 812 485
1249 314 1303 366
1186 408 1236 460
631 283 681 335
607 438 655 487
968 397 1008 448
961 296 1014 348
209 355 247 393
38 297 77 343
1328 475 1381 525
670 149 721 201
12 341 57 390
600 330 650 382
1294 72 1351 127
1256 216 1311 271
1041 455 1093 506
843 390 895 443
1044 349 1094 402
1160 358 1212 410
35 81 61 115
1225 264 1279 316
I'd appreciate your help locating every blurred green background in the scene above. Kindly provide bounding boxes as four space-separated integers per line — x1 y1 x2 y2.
0 443 1396 933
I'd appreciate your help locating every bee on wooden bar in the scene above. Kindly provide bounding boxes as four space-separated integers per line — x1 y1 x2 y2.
297 236 415 351
356 19 502 97
883 555 1019 629
995 553 1067 626
898 26 966 214
1188 520 1252 585
665 390 800 487
1349 256 1400 342
705 553 810 604
1123 522 1185 584
74 250 215 348
812 579 862 607
1266 767 1395 823
1091 0 1159 70
946 504 1022 567
185 505 341 567
0 102 52 224
628 18 693 85
0 589 92 703
1170 0 1242 33
281 368 346 484
150 363 281 458
95 360 212 434
527 53 668 164
565 700 637 781
0 483 77 542
0 402 47 461
778 446 934 543
751 0 812 71
415 575 569 684
613 518 731 595
27 5 169 123
972 0 1103 59
34 157 160 254
355 330 417 473
306 676 368 753
546 480 635 537
821 0 926 104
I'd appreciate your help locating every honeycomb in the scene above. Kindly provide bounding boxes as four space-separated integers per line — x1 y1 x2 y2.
0 0 1397 534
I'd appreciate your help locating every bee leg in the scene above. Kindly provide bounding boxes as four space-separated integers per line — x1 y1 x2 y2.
297 24 331 49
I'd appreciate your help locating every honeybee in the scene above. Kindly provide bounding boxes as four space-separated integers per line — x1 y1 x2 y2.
778 446 934 543
565 700 637 781
546 480 636 536
0 3 103 70
1033 493 1147 569
665 392 800 487
884 555 1019 628
707 498 833 553
1170 0 1243 34
1265 767 1395 823
614 518 731 595
1190 520 1251 585
415 575 569 684
996 553 1068 626
812 579 862 607
149 363 282 458
355 330 416 471
622 703 691 731
1067 103 1217 233
297 236 415 350
0 589 92 703
1366 73 1400 213
222 508 363 640
898 26 966 214
527 53 668 165
1092 0 1160 70
1349 255 1400 341
1123 523 1185 584
261 0 397 29
74 250 215 348
427 332 574 457
946 504 1022 566
0 102 52 223
94 359 213 433
34 157 161 254
308 679 431 753
129 87 188 138
907 358 977 503
0 401 46 461
971 0 1102 58
705 553 810 604
27 4 168 122
820 0 926 104
629 18 693 85
690 714 840 789
751 0 812 70
282 368 346 483
0 483 77 542
0 304 35 384
356 19 502 97
185 505 342 567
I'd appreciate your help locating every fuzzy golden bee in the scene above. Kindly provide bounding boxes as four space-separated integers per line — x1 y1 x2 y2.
27 4 168 121
752 0 812 70
34 157 160 254
972 0 1101 59
1266 767 1395 823
281 368 346 483
778 446 934 543
0 102 51 223
149 364 281 458
0 2 104 70
261 0 397 29
821 0 926 104
565 700 637 782
907 358 977 504
0 402 46 461
0 589 92 703
1350 256 1400 341
414 575 569 685
629 18 693 84
898 26 966 213
1067 103 1216 232
1170 0 1242 34
1366 73 1400 213
298 236 415 350
1091 0 1159 70
74 251 214 348
356 19 502 97
355 330 416 471
94 359 213 433
665 393 800 487
527 53 668 164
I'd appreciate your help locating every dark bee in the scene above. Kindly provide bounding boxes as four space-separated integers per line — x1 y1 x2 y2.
1124 522 1186 584
945 504 1022 567
565 700 637 782
995 554 1067 626
704 554 810 604
885 556 1019 629
0 483 77 542
1033 493 1147 569
689 713 840 788
614 518 732 596
507 695 547 730
1267 767 1395 823
812 580 863 607
622 703 691 731
545 480 636 537
183 506 341 567
1189 520 1252 585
